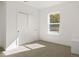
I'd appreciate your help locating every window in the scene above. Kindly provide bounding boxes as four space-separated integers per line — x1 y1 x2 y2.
48 12 60 33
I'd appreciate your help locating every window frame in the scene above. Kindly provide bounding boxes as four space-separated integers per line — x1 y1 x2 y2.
48 12 60 34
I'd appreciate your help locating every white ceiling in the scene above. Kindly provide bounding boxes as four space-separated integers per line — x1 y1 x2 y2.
24 1 66 9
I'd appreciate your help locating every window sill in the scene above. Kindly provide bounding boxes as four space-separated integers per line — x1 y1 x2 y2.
48 31 59 35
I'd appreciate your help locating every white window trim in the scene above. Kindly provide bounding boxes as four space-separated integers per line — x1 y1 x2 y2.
48 12 60 35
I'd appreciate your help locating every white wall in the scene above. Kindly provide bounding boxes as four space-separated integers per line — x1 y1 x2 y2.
0 2 6 48
40 2 71 46
70 2 79 54
40 2 79 54
6 2 40 49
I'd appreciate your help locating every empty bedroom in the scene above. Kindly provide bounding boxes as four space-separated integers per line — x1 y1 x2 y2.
0 1 79 57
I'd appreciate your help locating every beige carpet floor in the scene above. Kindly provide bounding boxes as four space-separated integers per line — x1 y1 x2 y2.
0 40 71 57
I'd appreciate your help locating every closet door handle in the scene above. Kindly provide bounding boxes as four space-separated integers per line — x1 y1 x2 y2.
17 30 19 32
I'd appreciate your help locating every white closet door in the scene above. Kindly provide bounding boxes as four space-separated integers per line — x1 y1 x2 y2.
17 12 28 45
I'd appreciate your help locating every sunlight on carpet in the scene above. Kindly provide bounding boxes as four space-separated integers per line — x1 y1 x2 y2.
3 43 46 56
3 46 30 56
25 43 46 49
